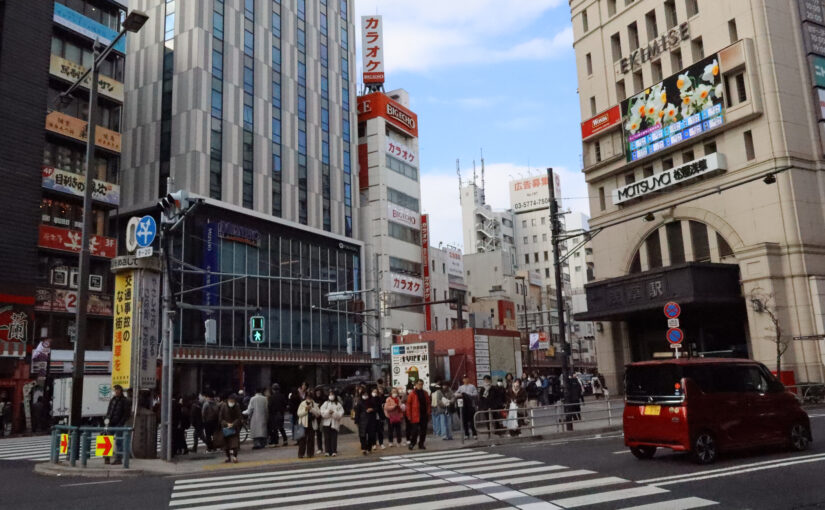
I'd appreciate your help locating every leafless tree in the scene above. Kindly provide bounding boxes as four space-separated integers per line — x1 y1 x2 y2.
749 290 790 376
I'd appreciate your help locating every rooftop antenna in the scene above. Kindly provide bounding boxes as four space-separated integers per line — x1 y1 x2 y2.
456 159 462 203
480 148 486 204
472 160 477 187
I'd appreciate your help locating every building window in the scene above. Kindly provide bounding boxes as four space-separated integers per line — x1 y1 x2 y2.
543 251 549 261
545 268 550 278
594 140 602 163
586 53 593 75
388 222 421 245
728 19 739 43
340 0 352 236
542 233 547 242
598 187 606 211
690 221 710 262
628 22 639 51
523 237 528 245
664 0 677 29
686 0 699 17
522 220 527 228
645 10 658 39
691 37 704 62
389 257 422 276
611 33 621 63
616 79 626 101
682 149 694 163
582 9 589 32
663 157 674 170
671 48 683 72
629 251 642 273
607 0 617 16
532 235 538 243
534 252 539 263
646 231 663 269
589 96 597 116
386 155 418 181
666 221 685 264
271 0 282 216
703 141 717 155
727 71 748 106
652 60 663 82
524 254 530 264
633 70 643 93
744 130 755 160
643 166 654 178
541 216 546 225
625 172 636 185
717 233 734 258
388 188 420 211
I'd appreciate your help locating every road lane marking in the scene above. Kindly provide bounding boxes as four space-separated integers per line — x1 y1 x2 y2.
380 494 495 510
492 469 596 485
383 448 475 459
454 460 544 474
259 485 470 510
61 480 122 487
613 449 632 454
649 455 825 486
473 465 567 478
553 485 669 508
174 460 394 487
639 452 825 484
524 476 627 496
618 496 719 509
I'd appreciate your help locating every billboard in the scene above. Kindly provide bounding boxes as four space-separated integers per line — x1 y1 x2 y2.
445 246 464 278
581 105 621 140
361 15 385 84
421 214 432 330
112 272 134 388
391 342 432 390
621 54 725 163
509 173 561 213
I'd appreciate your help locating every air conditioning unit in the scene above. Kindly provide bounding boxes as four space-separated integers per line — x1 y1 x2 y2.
51 268 68 287
88 274 104 292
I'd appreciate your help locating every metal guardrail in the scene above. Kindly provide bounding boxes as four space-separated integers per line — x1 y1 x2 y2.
50 425 133 469
473 399 625 439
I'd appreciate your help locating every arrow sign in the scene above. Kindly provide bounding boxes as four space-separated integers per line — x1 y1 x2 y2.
135 215 157 248
666 328 684 345
60 434 69 455
95 435 114 457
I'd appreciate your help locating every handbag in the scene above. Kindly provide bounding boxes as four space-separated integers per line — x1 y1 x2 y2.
293 424 306 441
222 426 236 438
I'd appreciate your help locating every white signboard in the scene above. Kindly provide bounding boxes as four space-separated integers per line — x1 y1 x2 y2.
361 15 385 85
388 272 424 297
474 335 491 385
391 342 431 390
386 138 416 165
612 153 727 205
137 271 160 389
446 246 464 278
528 271 543 287
509 173 561 213
387 203 420 229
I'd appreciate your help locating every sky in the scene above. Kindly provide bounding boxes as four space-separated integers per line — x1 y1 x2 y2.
353 0 590 250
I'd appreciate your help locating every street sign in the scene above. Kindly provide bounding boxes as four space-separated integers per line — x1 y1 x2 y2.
249 315 265 343
327 291 355 303
793 334 825 340
666 328 684 345
670 343 682 349
667 318 680 328
135 246 153 258
95 435 114 457
135 215 157 248
664 302 681 319
59 433 69 455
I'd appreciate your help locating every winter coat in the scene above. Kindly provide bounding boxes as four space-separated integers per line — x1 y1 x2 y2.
383 396 403 424
478 384 496 410
245 393 268 439
506 387 527 407
405 389 431 424
296 400 320 429
320 400 345 430
268 391 287 421
106 395 129 427
353 397 377 431
190 401 203 429
202 400 219 425
525 380 541 400
213 402 242 450
288 392 303 417
432 389 453 413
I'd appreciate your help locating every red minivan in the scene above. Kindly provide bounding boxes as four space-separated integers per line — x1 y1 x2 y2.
623 358 812 464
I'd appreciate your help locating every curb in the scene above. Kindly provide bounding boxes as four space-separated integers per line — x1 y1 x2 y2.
34 462 146 478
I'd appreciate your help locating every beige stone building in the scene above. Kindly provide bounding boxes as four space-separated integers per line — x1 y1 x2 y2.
571 0 825 390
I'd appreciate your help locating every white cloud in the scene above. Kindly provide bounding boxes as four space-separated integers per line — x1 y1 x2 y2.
421 162 591 249
354 0 571 74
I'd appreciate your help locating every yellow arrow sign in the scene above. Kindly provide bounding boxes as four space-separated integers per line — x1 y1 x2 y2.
95 435 115 457
59 434 69 455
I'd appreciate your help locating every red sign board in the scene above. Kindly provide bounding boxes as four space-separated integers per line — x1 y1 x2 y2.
0 307 29 344
38 224 117 259
666 327 684 345
580 105 621 140
35 288 113 316
421 214 432 331
357 92 419 138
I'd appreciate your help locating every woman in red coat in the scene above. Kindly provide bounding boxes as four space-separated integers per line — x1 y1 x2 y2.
404 379 431 450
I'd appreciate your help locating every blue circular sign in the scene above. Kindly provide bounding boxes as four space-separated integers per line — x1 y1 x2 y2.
664 302 681 319
135 215 157 248
667 328 684 344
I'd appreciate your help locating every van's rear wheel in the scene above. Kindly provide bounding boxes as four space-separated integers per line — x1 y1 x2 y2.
691 431 717 464
790 423 811 451
630 446 656 459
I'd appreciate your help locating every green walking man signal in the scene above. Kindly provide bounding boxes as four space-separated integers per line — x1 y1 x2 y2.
249 315 265 344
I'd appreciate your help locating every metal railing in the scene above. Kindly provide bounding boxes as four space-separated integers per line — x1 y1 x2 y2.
786 384 825 406
473 399 625 440
50 425 133 469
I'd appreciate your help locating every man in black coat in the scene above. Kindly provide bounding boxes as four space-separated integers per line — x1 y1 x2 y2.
268 384 288 446
105 385 129 464
190 394 204 453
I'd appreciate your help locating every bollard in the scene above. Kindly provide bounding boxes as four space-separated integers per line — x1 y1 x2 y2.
123 431 131 469
69 429 78 467
80 431 89 468
607 399 613 426
50 428 58 464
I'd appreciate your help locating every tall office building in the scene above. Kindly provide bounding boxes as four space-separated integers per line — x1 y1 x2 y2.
0 0 127 432
121 0 372 393
572 0 825 388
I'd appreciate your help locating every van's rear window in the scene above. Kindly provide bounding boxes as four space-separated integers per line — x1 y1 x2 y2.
626 365 683 397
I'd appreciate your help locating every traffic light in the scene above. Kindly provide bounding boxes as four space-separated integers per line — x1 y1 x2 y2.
249 315 265 344
158 190 189 222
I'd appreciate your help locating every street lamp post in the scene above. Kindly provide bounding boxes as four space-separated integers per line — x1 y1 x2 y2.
515 275 529 372
67 10 148 430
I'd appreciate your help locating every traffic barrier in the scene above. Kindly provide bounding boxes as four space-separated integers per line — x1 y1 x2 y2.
50 425 133 469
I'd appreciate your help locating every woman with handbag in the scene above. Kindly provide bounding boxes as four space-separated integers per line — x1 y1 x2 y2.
383 388 404 447
296 393 320 458
214 394 242 463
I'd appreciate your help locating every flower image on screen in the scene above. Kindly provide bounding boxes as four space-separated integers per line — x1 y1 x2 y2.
621 54 725 162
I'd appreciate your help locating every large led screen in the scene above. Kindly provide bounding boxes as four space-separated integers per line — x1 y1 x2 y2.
621 54 725 163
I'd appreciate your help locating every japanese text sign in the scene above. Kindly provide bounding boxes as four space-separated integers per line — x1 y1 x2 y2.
509 174 560 213
391 342 431 390
45 111 121 153
361 15 385 84
42 166 120 206
388 272 424 297
386 138 416 164
112 271 135 388
38 224 117 259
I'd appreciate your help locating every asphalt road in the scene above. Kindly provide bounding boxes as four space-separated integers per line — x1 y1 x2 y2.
3 411 824 509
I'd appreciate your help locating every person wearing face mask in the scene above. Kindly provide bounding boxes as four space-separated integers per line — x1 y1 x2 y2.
478 376 496 435
456 376 479 440
320 391 344 456
354 387 377 455
405 379 431 450
190 393 204 453
313 387 325 455
491 379 507 435
525 373 540 409
244 387 269 450
383 388 404 447
215 394 243 463
506 379 528 436
296 393 321 458
374 380 388 450
431 382 453 440
403 388 414 445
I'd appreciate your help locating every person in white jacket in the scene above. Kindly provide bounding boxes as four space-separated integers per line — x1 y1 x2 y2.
320 391 345 457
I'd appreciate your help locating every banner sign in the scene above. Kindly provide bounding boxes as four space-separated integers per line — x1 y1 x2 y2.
42 166 120 206
38 224 116 258
386 138 416 164
203 223 219 330
0 306 29 344
509 173 561 213
581 105 621 140
445 246 463 278
357 92 419 137
474 335 490 386
621 53 725 163
112 272 134 388
612 152 727 205
421 214 432 330
45 111 122 153
137 271 160 388
361 15 385 84
31 340 51 377
388 203 419 229
49 55 124 102
34 288 112 316
217 221 260 247
53 2 125 54
391 342 431 390
389 272 423 297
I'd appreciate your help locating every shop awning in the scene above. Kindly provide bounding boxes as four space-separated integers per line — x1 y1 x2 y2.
174 346 389 365
574 262 742 321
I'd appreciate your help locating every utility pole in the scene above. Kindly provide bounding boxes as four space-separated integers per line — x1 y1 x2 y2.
548 168 572 428
374 253 382 360
515 275 529 371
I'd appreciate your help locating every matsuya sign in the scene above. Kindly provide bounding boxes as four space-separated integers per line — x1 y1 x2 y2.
612 153 727 205
619 22 690 75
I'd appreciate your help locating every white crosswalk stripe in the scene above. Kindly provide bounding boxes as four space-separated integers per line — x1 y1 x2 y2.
167 449 721 509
